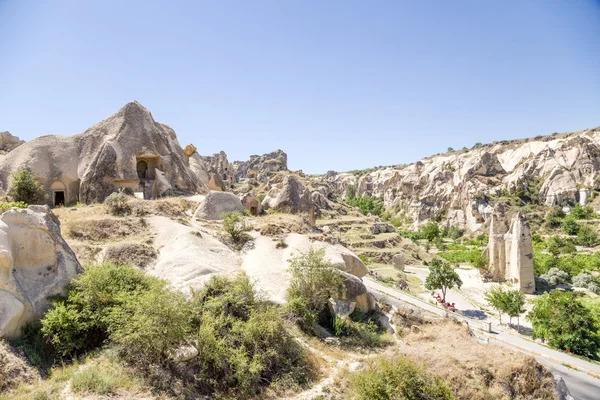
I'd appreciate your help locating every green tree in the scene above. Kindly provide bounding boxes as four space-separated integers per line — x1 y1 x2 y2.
504 289 526 330
345 184 356 200
424 259 462 302
286 248 345 332
10 169 45 204
571 203 595 219
484 286 508 324
421 221 441 242
562 217 581 235
545 206 565 228
527 291 600 359
577 225 598 247
447 147 454 152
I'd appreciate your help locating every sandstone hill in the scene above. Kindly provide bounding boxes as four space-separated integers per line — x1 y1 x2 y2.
324 126 600 231
0 132 24 155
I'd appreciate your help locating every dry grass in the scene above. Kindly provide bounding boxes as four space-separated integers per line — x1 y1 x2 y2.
399 320 557 400
130 197 198 219
0 340 37 393
101 242 158 268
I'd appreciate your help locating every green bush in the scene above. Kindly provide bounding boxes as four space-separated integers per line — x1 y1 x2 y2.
577 225 598 247
546 236 577 256
545 206 565 228
349 356 454 400
221 211 251 244
572 273 600 294
346 195 384 216
71 367 121 395
438 249 486 269
103 190 131 216
41 262 189 363
286 248 344 332
528 291 600 359
562 217 581 235
10 169 45 204
0 201 28 213
421 221 440 242
534 250 600 276
570 203 595 220
191 274 313 398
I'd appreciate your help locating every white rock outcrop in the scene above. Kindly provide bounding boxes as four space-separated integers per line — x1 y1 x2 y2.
485 205 535 293
194 191 245 220
0 206 81 338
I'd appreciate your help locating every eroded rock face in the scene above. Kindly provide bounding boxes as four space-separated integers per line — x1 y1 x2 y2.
0 102 206 205
262 175 314 213
232 150 288 184
0 131 25 154
0 206 81 338
194 191 244 220
240 193 262 216
324 127 600 231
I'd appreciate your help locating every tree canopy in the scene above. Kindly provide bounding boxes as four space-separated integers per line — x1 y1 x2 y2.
424 259 462 302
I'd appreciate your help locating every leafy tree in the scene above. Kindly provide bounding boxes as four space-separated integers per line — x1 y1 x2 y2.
473 142 483 148
484 286 508 324
221 211 251 243
286 248 344 332
527 291 600 359
345 184 356 200
421 221 441 242
347 195 384 216
424 258 462 302
505 289 526 330
547 236 576 256
562 217 581 235
10 169 45 204
577 225 598 247
447 147 454 152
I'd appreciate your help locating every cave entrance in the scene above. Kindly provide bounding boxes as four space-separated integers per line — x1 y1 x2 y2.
250 206 258 215
54 191 65 207
137 160 148 180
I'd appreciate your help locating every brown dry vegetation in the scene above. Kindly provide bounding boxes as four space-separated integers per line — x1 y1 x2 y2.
101 242 158 268
0 340 37 393
398 320 557 400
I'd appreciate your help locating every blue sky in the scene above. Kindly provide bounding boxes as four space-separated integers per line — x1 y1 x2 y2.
1 1 599 173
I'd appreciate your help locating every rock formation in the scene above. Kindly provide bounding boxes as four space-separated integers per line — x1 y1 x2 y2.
200 151 234 190
0 206 81 338
324 127 600 231
485 205 535 293
392 253 405 271
0 132 25 154
262 175 314 213
240 193 262 216
232 150 287 184
0 102 206 205
194 191 245 220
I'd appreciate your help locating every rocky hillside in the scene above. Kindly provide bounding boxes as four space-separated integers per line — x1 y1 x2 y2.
0 132 24 155
324 126 600 231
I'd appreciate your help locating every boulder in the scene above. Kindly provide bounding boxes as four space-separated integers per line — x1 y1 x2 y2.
194 191 244 220
328 298 355 318
322 246 368 278
0 206 81 338
262 175 314 213
392 253 405 271
183 144 197 157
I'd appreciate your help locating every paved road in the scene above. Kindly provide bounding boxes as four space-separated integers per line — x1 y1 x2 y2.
365 279 600 400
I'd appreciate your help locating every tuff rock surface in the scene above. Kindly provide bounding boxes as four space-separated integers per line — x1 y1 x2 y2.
0 206 81 338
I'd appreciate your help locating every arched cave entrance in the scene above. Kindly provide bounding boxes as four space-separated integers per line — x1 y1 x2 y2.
137 160 148 180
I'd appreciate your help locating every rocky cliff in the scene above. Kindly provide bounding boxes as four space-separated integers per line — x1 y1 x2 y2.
324 127 600 231
0 132 25 155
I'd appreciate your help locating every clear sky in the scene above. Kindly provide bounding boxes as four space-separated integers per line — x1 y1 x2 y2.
1 1 599 173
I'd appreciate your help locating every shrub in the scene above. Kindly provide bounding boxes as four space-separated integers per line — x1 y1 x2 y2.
424 258 462 302
571 203 595 219
346 195 383 216
421 221 440 242
546 236 576 256
221 211 251 244
578 225 598 247
562 217 581 235
349 356 454 400
528 291 600 359
345 184 357 200
10 169 45 204
539 267 570 286
40 262 190 363
0 201 28 214
103 190 131 216
286 248 344 332
191 274 313 398
545 206 565 228
71 367 122 395
443 225 464 240
572 272 600 294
